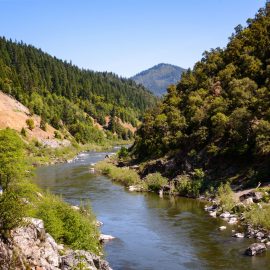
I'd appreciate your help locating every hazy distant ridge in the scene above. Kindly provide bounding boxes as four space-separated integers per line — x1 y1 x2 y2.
131 63 186 96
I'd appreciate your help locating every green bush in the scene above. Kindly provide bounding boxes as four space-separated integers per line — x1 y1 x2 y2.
54 130 62 139
0 190 26 237
34 193 101 253
175 174 202 198
144 173 168 192
21 127 27 137
117 147 129 159
217 182 235 211
26 118 35 130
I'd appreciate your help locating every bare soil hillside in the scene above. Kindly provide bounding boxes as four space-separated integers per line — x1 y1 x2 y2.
0 91 70 148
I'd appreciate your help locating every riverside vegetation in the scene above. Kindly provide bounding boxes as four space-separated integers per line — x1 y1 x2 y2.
97 2 270 254
0 128 104 268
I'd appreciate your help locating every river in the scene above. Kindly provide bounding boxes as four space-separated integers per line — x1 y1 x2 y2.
34 149 270 270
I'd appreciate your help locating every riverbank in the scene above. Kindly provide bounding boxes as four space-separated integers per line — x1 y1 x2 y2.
28 138 133 166
0 128 113 269
95 157 270 256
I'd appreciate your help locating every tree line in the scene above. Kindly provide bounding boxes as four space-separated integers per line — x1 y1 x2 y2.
133 2 270 186
0 37 157 142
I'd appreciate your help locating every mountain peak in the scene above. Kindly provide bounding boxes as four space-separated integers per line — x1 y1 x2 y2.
131 63 186 96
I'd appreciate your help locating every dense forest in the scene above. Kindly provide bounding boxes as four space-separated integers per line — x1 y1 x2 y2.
0 38 157 142
132 2 270 188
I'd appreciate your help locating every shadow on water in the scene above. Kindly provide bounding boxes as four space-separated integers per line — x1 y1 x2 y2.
34 151 270 270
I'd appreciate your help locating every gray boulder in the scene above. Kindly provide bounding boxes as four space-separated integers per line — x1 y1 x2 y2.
245 243 266 256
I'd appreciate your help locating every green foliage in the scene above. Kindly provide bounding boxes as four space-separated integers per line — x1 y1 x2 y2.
0 129 27 190
133 3 270 184
26 118 35 130
0 190 26 237
117 147 129 159
69 122 104 144
217 183 235 211
0 37 157 142
95 161 140 186
0 128 101 253
54 130 62 139
244 204 270 230
34 194 101 253
144 173 168 192
20 127 27 137
40 117 47 131
175 173 203 198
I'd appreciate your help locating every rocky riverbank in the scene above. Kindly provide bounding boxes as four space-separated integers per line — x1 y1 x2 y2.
0 218 112 270
204 190 270 256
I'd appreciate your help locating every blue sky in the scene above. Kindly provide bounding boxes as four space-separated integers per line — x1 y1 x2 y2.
0 0 266 77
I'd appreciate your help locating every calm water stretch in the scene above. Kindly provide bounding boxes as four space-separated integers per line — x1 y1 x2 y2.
34 149 270 270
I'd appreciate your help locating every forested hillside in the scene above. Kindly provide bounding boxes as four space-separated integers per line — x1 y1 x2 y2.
131 63 185 96
132 3 270 187
0 38 157 143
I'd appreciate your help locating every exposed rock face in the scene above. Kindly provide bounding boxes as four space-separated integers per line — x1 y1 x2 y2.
61 250 112 270
245 243 266 256
0 218 111 270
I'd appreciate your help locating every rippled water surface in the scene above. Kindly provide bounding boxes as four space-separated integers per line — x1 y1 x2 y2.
34 150 270 270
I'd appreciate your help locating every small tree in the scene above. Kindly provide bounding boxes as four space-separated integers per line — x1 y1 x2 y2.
40 117 47 131
20 127 27 137
26 118 35 130
0 190 26 237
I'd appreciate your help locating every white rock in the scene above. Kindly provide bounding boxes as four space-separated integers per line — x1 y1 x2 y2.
243 197 254 205
128 185 143 192
96 220 104 227
209 211 217 217
71 205 80 211
233 232 245 238
24 217 44 231
219 226 227 231
220 212 231 219
99 234 115 242
228 217 238 224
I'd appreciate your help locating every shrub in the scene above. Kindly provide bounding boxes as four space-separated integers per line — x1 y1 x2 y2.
117 147 129 159
40 118 47 131
175 174 202 197
54 130 62 139
217 182 235 211
26 118 35 130
144 173 168 192
0 190 26 237
21 127 27 137
34 193 101 253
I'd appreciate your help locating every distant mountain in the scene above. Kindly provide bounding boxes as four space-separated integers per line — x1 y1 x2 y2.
131 63 186 96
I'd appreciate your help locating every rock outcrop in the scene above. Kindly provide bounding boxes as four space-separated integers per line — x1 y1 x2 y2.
0 218 111 270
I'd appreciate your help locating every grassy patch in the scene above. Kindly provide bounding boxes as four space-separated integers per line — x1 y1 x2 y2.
244 204 270 230
96 160 140 186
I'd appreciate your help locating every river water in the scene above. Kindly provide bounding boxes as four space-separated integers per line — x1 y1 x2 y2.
34 150 270 270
